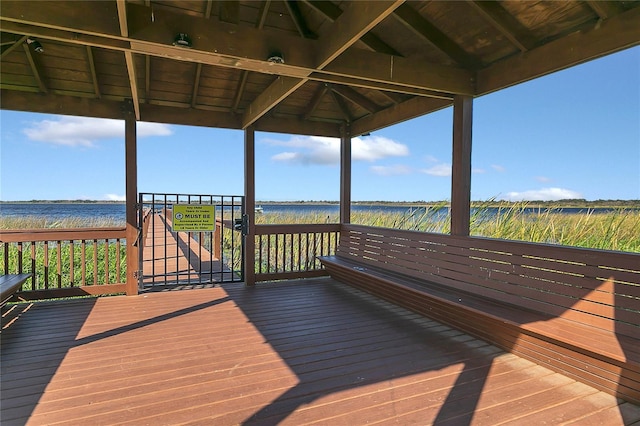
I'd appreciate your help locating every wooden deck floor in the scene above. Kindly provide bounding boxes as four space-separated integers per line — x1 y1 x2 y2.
2 277 639 425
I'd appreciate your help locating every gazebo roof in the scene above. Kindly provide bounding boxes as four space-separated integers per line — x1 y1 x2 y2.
1 0 639 137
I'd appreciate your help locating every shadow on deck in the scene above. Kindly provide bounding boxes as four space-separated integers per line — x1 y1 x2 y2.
1 278 639 425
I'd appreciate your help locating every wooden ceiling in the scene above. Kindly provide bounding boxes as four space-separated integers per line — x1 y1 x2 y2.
1 1 639 137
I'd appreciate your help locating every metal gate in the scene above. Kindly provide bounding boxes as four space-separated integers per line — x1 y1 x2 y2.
138 193 245 290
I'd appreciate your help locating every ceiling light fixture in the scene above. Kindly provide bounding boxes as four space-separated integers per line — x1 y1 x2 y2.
267 51 285 64
26 38 44 53
172 33 192 48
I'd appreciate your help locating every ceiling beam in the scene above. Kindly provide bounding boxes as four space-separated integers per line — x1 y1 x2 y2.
302 84 329 120
1 34 27 59
476 6 640 96
351 96 451 136
330 84 380 114
586 1 621 20
0 89 341 137
86 46 101 98
303 0 402 56
242 0 403 128
393 3 481 69
0 2 470 97
219 0 240 24
285 1 317 39
22 43 47 93
117 0 140 120
232 1 271 113
330 90 353 122
466 1 537 52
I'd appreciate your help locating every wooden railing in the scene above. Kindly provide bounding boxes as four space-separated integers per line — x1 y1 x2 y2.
0 228 127 299
254 223 340 281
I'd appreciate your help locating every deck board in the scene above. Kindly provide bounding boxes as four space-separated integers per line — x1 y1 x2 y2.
2 277 638 425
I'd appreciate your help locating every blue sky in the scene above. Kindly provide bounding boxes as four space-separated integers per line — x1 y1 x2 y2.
1 46 638 202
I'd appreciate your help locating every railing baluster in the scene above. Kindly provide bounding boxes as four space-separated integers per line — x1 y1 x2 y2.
31 242 36 290
93 239 98 286
57 240 62 289
70 240 75 287
17 241 23 274
116 239 121 283
44 241 49 289
3 242 9 273
105 239 110 284
81 240 87 287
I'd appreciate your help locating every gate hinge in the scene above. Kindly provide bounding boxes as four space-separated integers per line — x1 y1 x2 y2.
133 270 142 279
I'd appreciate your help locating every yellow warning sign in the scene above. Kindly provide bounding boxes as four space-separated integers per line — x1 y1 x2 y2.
171 204 215 232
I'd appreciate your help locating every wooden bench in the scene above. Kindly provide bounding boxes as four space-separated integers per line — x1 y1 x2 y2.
319 224 640 404
1 273 32 307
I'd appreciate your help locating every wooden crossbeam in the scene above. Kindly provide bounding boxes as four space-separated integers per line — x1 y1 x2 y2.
285 1 317 39
467 0 537 52
302 84 329 120
330 90 352 122
0 34 27 59
86 46 101 98
330 84 380 114
393 3 481 69
22 43 47 93
242 0 403 128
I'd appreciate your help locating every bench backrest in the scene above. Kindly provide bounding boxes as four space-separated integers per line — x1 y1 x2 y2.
338 224 640 338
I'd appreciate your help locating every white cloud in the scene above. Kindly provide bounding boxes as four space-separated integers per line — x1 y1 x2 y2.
104 193 126 201
424 155 439 163
266 135 408 165
491 164 506 172
472 168 486 174
535 176 552 183
500 187 583 202
421 163 451 177
23 116 172 147
370 165 412 176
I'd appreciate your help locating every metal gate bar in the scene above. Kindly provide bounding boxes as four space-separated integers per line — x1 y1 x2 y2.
138 193 245 290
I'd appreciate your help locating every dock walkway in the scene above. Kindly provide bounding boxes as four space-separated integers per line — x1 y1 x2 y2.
141 212 237 288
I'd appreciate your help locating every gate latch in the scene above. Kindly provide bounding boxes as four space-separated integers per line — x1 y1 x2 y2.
234 214 249 236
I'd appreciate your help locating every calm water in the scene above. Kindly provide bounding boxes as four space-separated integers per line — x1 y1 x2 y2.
0 202 630 221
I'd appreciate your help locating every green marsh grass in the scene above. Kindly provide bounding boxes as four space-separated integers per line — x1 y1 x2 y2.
256 203 640 253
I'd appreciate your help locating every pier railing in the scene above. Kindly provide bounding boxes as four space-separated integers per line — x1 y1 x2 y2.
0 228 127 299
254 223 340 281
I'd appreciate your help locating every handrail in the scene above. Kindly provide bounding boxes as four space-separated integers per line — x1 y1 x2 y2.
1 227 127 299
254 223 340 281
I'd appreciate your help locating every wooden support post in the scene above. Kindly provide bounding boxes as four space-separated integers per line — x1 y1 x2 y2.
340 124 352 224
451 95 473 236
124 100 139 295
244 126 256 286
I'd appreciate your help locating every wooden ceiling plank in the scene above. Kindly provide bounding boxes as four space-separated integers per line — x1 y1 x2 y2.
330 84 380 114
1 35 27 59
1 0 121 38
467 0 537 52
219 0 239 24
285 1 316 39
1 5 469 96
22 43 47 93
303 0 401 56
86 46 101 98
393 3 481 69
477 6 640 96
302 84 329 119
242 0 403 129
586 1 621 20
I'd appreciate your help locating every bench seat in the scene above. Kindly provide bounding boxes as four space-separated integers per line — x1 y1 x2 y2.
0 273 32 307
319 224 640 404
